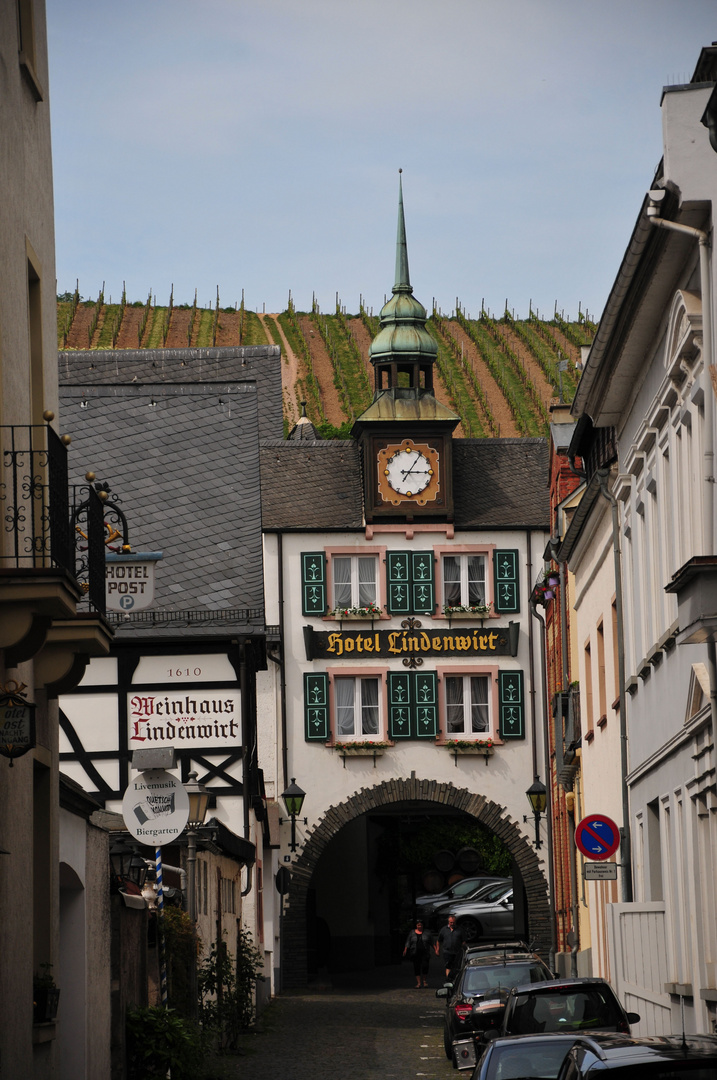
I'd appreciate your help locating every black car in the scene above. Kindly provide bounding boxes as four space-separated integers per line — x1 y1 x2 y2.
556 1032 717 1079
473 1033 581 1080
499 978 640 1038
437 949 554 1058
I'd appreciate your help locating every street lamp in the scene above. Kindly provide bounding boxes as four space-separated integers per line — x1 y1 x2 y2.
110 837 148 891
525 777 547 849
184 770 209 1020
281 778 306 852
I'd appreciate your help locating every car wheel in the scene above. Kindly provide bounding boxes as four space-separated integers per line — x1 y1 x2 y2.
458 917 481 943
444 1025 453 1060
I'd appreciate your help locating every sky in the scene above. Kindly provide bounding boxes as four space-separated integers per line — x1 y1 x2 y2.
47 0 717 320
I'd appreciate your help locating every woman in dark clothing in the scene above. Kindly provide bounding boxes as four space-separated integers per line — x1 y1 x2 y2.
403 919 434 988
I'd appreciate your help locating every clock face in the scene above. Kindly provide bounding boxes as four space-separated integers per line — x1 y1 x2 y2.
376 439 441 506
385 448 432 496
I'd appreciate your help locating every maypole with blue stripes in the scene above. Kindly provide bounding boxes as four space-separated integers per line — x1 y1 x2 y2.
155 847 168 1006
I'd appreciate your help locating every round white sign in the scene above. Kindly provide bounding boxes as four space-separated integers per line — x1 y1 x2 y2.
121 769 189 845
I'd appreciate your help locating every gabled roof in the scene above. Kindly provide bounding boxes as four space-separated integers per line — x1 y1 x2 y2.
259 436 549 531
59 346 283 441
453 439 549 529
60 347 275 639
260 440 364 530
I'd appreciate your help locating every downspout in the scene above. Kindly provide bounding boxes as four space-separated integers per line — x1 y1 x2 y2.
647 197 717 739
278 532 288 793
530 598 558 970
549 537 579 975
596 468 633 902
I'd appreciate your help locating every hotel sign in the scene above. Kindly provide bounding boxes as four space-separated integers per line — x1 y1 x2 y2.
303 622 519 660
106 552 162 612
128 690 241 750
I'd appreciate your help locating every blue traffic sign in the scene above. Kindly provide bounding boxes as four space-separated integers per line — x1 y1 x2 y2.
574 814 620 861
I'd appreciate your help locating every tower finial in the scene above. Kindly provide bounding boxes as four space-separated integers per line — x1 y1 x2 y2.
394 170 410 291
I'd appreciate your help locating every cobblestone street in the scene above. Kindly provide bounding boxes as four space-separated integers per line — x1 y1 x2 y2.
225 964 456 1080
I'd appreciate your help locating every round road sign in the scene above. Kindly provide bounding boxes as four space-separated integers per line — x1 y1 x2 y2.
122 769 189 846
574 814 620 861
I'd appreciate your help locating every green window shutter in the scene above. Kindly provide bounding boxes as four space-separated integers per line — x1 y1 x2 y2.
304 672 329 741
388 672 412 739
302 552 327 616
386 551 435 615
494 549 520 614
499 670 524 739
413 671 438 738
387 552 411 614
411 552 435 615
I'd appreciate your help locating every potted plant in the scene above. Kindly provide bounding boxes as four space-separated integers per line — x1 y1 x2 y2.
445 738 494 762
33 963 60 1023
443 601 493 620
328 602 382 620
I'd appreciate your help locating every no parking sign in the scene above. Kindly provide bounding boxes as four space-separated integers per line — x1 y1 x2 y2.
575 814 620 861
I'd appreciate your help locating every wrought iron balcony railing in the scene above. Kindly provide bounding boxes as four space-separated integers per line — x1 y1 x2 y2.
1 423 106 615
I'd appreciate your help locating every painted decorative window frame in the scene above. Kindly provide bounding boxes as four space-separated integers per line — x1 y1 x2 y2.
325 666 389 744
433 543 496 618
434 663 503 745
324 544 388 620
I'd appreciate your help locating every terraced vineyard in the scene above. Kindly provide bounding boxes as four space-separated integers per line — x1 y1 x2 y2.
57 287 595 438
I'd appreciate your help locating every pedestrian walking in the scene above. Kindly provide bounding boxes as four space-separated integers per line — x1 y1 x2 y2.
403 919 434 988
436 914 463 980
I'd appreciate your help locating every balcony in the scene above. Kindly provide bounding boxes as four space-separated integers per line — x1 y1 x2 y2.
0 422 112 691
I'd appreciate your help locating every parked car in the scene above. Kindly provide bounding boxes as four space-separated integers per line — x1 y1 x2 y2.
499 979 640 1038
445 882 515 942
556 1032 717 1079
436 947 554 1058
472 1033 581 1079
430 879 510 923
416 876 508 920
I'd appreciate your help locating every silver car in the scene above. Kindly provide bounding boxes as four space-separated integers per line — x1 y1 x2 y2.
416 876 507 920
447 882 514 942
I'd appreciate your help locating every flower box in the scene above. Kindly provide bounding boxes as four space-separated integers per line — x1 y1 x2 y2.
444 607 492 620
33 987 60 1024
445 741 494 765
328 608 382 621
334 743 388 756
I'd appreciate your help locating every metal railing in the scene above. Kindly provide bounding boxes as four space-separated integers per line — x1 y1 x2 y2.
0 424 106 615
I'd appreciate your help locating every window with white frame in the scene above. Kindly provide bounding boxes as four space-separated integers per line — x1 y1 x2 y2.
445 674 490 736
442 554 486 607
335 676 380 738
332 555 377 610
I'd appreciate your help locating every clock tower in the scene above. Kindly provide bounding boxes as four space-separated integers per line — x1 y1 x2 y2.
353 174 460 523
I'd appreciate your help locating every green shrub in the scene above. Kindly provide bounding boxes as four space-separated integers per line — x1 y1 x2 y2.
126 1006 208 1080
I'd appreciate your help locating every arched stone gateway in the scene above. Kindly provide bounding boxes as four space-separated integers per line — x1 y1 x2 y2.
282 776 550 987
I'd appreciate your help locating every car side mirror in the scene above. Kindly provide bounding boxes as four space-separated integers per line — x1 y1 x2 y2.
627 1012 641 1024
483 1029 499 1043
435 987 450 998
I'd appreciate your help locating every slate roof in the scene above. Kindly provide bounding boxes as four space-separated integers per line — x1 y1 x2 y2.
260 440 364 530
453 439 550 529
260 436 549 531
59 346 283 442
60 348 275 640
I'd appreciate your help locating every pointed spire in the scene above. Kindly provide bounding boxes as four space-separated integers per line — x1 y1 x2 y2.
394 169 410 291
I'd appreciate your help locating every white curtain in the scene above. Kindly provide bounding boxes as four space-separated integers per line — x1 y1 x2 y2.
358 557 376 606
467 555 486 605
443 556 461 606
333 557 352 607
361 678 379 735
445 675 465 733
335 678 355 735
471 676 489 732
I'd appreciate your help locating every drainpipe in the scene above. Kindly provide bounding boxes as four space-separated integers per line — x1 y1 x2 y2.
239 640 254 899
647 194 717 740
596 469 633 903
526 529 538 779
277 532 288 793
549 537 579 974
530 598 558 971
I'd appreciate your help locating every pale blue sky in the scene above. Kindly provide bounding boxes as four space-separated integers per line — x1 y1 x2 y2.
47 0 717 318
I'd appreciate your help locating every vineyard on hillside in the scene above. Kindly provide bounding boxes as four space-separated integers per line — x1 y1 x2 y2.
57 287 595 438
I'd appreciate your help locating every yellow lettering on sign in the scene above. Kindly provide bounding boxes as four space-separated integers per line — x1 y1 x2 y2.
388 632 402 654
443 637 454 651
344 637 354 653
327 633 343 656
455 636 472 651
432 636 443 650
420 632 431 652
489 632 498 651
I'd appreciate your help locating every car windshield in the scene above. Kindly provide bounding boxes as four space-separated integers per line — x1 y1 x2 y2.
450 878 485 899
463 964 548 995
486 1040 575 1079
471 883 510 905
508 987 623 1033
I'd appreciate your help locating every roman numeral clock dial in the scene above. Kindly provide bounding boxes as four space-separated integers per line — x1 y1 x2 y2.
376 440 441 506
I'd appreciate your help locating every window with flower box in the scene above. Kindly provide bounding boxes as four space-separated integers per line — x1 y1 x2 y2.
445 674 490 736
335 676 380 738
332 555 377 612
